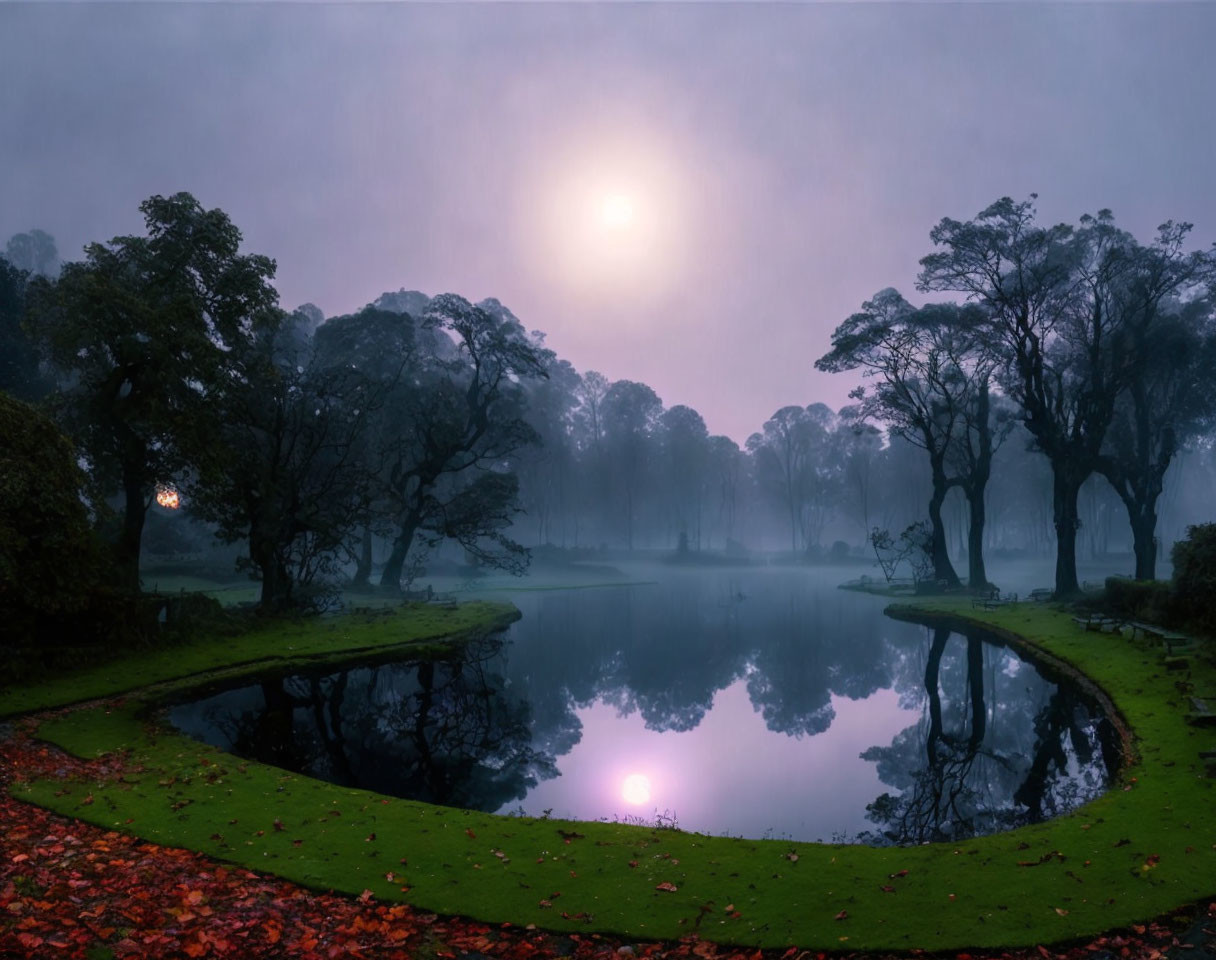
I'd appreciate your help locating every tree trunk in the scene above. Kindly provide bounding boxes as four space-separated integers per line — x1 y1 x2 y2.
115 468 147 593
412 661 439 801
256 679 296 767
1098 452 1166 582
1013 690 1069 821
966 378 993 591
379 517 419 591
966 487 989 591
1051 466 1083 597
924 627 949 766
253 539 288 612
966 636 986 748
1129 504 1158 581
380 540 407 592
927 461 961 587
351 524 373 588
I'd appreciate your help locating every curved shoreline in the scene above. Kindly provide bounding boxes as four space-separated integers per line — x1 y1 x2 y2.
884 603 1138 769
5 598 1215 951
0 601 522 720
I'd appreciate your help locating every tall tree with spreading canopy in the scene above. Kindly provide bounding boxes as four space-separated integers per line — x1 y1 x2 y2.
919 198 1214 592
512 355 581 547
0 257 52 402
188 313 389 611
1096 261 1216 579
834 414 884 546
309 306 423 587
601 379 662 550
746 404 836 554
706 434 743 549
27 193 281 591
817 290 993 587
376 294 547 590
939 323 1014 592
919 199 1084 593
659 404 710 551
5 229 59 278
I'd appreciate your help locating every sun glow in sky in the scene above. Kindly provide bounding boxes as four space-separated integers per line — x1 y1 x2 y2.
621 773 651 805
7 4 1213 444
599 193 635 229
528 127 690 307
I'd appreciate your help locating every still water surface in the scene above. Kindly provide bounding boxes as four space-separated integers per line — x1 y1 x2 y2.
169 569 1119 843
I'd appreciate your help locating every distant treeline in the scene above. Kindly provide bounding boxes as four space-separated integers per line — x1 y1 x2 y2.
2 193 1215 611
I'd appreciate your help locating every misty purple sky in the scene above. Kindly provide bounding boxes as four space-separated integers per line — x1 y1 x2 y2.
3 2 1215 443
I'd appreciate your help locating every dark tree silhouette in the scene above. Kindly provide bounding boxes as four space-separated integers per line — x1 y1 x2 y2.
377 295 547 590
818 291 997 587
918 200 1214 593
188 318 389 611
1094 229 1216 579
27 193 280 591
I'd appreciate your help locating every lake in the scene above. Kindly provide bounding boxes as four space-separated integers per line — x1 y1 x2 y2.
168 567 1119 844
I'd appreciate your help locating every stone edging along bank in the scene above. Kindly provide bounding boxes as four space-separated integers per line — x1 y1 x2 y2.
8 599 1216 952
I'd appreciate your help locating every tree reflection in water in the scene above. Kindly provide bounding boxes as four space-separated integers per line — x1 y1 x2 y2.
169 572 1118 840
859 627 1117 845
192 637 557 811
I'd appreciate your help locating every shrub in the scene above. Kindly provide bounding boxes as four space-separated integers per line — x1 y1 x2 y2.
1 393 237 685
829 540 851 561
1171 524 1216 635
1103 576 1173 625
0 392 105 632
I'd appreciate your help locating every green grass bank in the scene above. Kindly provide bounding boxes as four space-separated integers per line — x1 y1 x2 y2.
0 600 521 719
6 598 1216 951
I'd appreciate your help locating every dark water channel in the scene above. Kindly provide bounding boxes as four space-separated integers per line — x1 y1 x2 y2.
168 569 1119 844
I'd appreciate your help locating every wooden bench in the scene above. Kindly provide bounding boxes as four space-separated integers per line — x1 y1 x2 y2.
1072 614 1120 632
1028 588 1053 603
1186 697 1215 726
972 589 1017 611
1123 620 1163 641
1122 621 1197 653
1160 633 1196 654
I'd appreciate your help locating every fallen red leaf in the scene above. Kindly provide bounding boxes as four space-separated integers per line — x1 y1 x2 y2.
0 717 1198 960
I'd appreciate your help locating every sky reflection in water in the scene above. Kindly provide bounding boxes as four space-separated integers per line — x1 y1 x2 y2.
169 569 1118 843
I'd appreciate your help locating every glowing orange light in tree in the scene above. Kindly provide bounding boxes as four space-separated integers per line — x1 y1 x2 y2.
156 486 180 510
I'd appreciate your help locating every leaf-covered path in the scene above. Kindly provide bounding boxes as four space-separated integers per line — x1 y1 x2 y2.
3 721 1213 960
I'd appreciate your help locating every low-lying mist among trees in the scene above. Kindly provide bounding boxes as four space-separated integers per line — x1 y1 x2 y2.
3 193 1216 614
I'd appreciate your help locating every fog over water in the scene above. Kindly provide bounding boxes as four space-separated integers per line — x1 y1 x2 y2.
5 2 1216 709
170 565 1120 844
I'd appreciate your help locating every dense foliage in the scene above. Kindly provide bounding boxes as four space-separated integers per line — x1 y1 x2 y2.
4 192 1216 611
0 392 103 629
1170 523 1216 633
25 194 281 592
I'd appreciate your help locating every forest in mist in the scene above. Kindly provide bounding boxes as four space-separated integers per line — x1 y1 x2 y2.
4 192 1216 612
